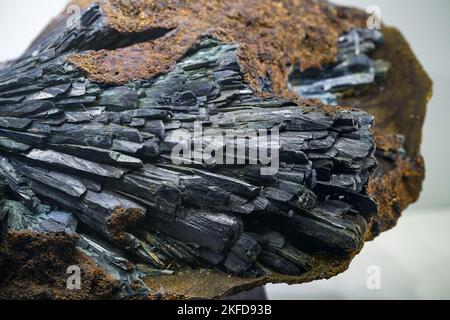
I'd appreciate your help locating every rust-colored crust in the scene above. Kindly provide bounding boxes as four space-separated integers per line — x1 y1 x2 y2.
367 154 425 238
67 0 367 95
144 252 356 299
373 131 405 154
106 207 146 245
0 231 118 299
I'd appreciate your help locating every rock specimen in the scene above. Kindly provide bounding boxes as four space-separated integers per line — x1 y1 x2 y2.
0 0 431 299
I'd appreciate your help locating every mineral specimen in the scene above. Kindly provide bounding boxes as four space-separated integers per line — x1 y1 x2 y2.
0 0 431 299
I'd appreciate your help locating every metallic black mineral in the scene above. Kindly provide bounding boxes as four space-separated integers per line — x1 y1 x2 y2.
0 3 386 298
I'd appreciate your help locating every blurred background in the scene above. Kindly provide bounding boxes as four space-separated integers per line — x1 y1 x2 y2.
0 0 448 299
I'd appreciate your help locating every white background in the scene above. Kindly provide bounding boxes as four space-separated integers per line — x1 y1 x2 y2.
0 0 449 299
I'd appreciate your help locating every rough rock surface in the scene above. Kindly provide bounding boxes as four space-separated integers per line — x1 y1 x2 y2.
0 0 431 299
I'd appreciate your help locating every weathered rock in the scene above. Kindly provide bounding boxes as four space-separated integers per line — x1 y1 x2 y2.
0 0 430 300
